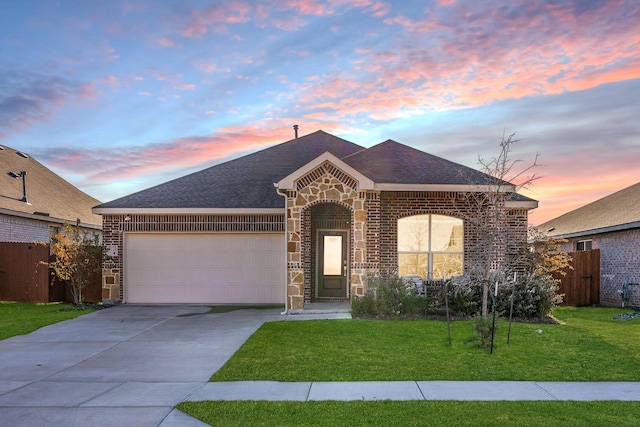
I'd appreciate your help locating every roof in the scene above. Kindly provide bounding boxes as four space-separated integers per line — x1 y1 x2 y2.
95 130 363 210
342 139 497 186
539 182 640 238
94 130 537 212
0 145 102 228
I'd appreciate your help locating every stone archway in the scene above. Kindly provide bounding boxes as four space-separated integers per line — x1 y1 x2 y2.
284 165 369 311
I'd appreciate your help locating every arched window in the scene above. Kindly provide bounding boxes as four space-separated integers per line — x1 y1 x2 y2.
397 214 463 280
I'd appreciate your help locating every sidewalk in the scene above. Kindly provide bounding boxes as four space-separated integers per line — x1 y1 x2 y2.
187 380 640 402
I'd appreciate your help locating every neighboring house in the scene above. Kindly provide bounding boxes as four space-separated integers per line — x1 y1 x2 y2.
0 145 102 243
538 182 640 307
93 130 537 310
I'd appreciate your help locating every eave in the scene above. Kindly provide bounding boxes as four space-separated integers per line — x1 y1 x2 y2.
0 207 102 230
92 207 285 215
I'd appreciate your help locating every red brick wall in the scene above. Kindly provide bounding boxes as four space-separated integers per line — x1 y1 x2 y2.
377 191 529 277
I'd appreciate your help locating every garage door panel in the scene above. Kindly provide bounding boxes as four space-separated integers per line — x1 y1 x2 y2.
124 233 285 304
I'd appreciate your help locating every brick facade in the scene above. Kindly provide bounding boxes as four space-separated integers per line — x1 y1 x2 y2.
562 229 640 307
0 213 52 243
100 174 531 309
378 191 529 276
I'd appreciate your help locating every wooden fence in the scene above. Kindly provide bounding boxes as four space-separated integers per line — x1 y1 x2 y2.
0 242 102 303
555 249 600 306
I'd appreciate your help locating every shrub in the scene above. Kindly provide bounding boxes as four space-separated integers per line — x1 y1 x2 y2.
352 274 425 317
445 272 562 318
496 272 563 318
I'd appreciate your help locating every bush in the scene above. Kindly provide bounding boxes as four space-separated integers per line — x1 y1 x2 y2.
445 272 562 318
352 274 425 317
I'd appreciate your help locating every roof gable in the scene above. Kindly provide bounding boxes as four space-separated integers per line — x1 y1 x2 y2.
540 182 640 237
276 152 374 191
0 146 101 227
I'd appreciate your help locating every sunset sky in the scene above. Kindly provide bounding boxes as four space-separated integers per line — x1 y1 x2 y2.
1 0 639 225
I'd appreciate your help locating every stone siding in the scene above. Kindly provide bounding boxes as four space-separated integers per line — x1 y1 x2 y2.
285 163 368 310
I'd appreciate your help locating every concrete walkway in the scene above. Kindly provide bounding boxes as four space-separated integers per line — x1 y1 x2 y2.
1 305 639 427
188 380 640 402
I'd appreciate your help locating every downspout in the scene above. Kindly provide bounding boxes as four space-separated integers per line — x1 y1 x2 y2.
274 183 289 315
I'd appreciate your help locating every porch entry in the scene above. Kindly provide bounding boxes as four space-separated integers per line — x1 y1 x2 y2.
316 230 349 298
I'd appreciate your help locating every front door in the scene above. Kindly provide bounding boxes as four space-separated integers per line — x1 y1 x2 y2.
317 230 348 298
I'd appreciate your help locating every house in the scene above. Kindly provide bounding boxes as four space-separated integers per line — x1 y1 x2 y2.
0 145 102 303
0 145 102 243
93 130 537 310
538 182 640 307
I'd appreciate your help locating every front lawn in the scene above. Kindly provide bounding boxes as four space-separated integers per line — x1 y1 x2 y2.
177 400 640 427
211 307 640 382
0 301 93 340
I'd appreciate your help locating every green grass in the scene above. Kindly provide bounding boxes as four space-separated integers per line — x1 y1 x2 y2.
211 307 640 382
177 400 640 427
0 301 93 340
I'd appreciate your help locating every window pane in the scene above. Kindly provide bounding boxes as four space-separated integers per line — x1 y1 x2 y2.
398 253 429 278
398 215 429 251
431 215 463 252
323 235 342 275
432 253 463 279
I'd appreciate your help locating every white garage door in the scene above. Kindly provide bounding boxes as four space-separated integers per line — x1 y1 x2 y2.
124 233 285 304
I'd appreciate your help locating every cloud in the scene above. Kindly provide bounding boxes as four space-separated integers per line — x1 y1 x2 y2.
176 0 393 37
181 0 252 37
192 59 218 73
289 0 640 123
33 118 348 195
0 70 96 137
157 36 178 47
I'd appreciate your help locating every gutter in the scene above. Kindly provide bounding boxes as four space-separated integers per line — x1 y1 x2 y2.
549 221 640 240
274 183 289 315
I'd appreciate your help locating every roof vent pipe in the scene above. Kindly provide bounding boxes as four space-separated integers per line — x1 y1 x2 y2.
7 170 28 203
293 124 299 139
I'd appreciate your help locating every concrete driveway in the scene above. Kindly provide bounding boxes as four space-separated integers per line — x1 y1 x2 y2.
0 305 284 427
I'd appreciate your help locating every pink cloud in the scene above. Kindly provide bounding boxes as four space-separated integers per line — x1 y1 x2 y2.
367 2 391 17
37 118 349 188
291 0 640 123
182 0 252 37
176 0 396 37
192 60 218 73
176 83 196 91
157 36 177 47
284 0 331 16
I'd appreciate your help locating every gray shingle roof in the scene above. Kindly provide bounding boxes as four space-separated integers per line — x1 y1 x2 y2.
342 139 499 185
539 182 640 237
0 145 101 227
96 130 363 209
95 131 536 210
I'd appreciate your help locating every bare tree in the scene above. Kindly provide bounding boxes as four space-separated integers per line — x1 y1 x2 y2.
457 132 540 318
